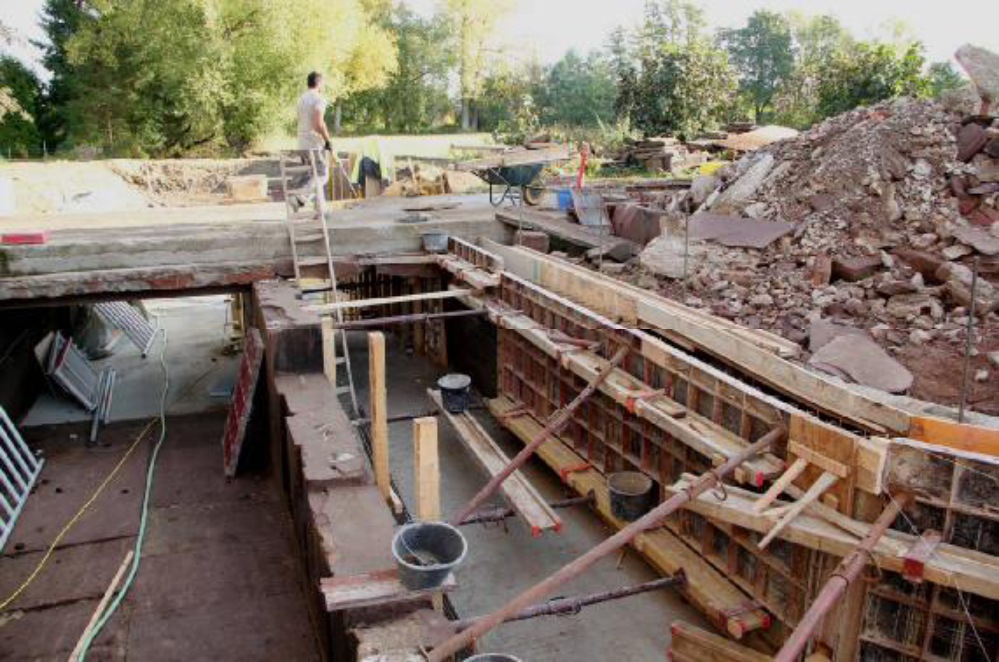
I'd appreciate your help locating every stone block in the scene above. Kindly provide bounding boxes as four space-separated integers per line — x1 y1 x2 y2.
832 255 882 282
514 230 550 253
227 175 269 201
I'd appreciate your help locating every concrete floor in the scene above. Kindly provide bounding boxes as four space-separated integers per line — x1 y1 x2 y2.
25 295 239 427
348 332 709 661
0 412 320 661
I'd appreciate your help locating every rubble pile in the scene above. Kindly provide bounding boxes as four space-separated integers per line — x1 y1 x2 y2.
633 96 999 405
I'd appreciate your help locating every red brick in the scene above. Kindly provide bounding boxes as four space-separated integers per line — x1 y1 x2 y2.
832 255 882 282
514 230 549 253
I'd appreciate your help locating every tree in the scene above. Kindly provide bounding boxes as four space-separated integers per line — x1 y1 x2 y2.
720 10 795 121
534 50 616 127
45 0 396 156
926 61 964 98
443 0 513 130
813 41 929 119
0 21 28 126
614 0 736 138
343 4 453 133
0 57 43 157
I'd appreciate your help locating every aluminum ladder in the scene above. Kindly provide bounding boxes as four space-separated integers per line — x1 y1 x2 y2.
0 405 44 552
278 150 359 416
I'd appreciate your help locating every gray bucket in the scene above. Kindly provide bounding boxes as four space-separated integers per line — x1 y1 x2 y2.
392 521 467 591
438 373 472 413
421 231 449 253
608 471 655 522
466 655 524 662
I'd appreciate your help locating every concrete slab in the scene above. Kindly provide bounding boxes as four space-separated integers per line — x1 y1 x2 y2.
0 194 510 301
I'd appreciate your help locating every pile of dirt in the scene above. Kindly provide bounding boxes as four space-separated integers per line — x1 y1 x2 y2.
107 158 270 206
631 96 999 413
0 161 154 215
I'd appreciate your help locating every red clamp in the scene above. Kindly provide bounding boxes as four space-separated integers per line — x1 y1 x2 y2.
497 405 531 421
559 461 591 483
624 388 665 415
717 600 770 632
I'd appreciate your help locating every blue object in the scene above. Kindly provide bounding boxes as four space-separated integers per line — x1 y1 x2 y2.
556 188 573 210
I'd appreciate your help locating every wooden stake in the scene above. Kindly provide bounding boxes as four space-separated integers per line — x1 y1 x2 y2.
69 549 134 661
414 417 440 521
759 471 838 550
322 316 337 386
369 332 390 502
752 457 808 513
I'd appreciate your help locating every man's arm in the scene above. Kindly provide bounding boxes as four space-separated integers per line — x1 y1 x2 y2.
312 104 331 149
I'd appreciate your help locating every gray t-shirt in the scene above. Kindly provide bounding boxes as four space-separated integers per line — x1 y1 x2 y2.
297 89 326 150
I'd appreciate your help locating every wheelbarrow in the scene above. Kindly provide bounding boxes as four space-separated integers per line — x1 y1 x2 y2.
476 163 546 207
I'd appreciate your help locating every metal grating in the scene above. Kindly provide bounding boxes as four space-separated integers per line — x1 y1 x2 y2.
48 332 102 411
93 301 156 357
0 405 44 552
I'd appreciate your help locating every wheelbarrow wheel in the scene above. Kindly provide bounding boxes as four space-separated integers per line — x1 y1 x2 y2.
521 185 544 206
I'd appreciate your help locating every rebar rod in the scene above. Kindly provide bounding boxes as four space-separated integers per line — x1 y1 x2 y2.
447 345 628 527
428 425 787 661
449 572 685 632
459 494 595 526
773 492 912 662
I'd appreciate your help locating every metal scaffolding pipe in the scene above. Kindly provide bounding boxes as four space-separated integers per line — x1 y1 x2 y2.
447 344 629 527
773 492 913 662
449 572 685 632
428 424 787 661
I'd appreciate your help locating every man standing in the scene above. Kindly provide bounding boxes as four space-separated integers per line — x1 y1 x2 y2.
293 71 333 211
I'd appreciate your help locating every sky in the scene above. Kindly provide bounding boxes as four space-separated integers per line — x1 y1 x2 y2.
3 0 998 79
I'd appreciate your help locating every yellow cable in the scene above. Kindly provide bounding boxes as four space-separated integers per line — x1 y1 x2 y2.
0 418 158 611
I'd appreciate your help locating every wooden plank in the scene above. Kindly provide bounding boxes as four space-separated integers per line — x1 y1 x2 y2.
488 395 771 638
431 390 560 535
307 289 474 313
495 209 639 256
669 621 773 662
321 569 456 611
669 476 999 600
902 530 942 582
413 417 440 521
752 458 808 513
322 316 337 385
788 442 849 479
758 471 838 549
489 305 783 486
369 332 390 502
435 254 500 290
454 144 571 171
907 415 999 458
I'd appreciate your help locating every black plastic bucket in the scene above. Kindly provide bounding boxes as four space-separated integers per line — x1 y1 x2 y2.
392 522 467 591
438 373 472 413
466 655 524 662
608 471 655 522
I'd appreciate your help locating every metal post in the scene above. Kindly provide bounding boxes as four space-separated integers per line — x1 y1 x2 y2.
447 345 628 527
428 425 787 661
958 256 979 424
449 572 685 632
773 492 912 662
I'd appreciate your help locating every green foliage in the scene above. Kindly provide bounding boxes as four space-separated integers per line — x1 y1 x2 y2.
719 10 794 121
444 0 513 129
343 5 454 133
813 41 929 119
614 1 736 139
0 57 42 156
45 0 396 156
476 63 542 140
533 50 617 128
926 61 964 98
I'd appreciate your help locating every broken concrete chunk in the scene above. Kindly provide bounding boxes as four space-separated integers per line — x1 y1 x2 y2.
811 254 832 287
956 44 999 110
710 153 774 213
689 174 719 207
638 234 707 279
808 319 868 353
886 293 936 319
957 123 989 162
951 225 999 256
809 334 913 393
893 248 944 281
832 255 882 282
687 212 794 249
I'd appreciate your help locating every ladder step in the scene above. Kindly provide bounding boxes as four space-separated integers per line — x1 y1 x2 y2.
295 231 325 243
298 256 330 267
301 283 333 294
335 356 347 365
282 165 313 175
335 386 352 396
